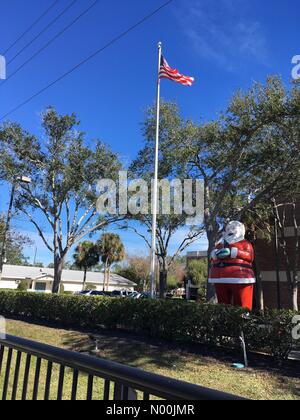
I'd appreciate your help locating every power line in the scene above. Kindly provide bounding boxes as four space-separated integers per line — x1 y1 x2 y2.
0 0 174 121
3 0 60 55
1 0 99 87
7 0 78 66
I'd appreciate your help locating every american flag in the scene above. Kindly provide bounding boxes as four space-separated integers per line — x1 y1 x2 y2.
159 55 194 87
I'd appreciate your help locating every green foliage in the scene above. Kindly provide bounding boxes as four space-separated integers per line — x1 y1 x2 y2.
0 216 32 265
186 259 208 302
97 233 125 267
0 107 122 293
155 79 300 302
117 267 140 286
127 102 205 298
0 291 298 361
186 259 208 286
17 281 28 292
73 241 99 272
166 274 181 291
97 233 125 291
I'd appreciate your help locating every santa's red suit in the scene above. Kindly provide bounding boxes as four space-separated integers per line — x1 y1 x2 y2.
209 221 256 310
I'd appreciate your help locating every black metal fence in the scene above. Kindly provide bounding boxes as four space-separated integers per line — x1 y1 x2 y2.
0 334 244 400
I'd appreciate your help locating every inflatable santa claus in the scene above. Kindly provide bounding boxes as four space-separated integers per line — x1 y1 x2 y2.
209 221 256 310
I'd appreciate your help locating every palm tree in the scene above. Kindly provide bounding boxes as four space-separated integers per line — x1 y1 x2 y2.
73 241 99 291
97 233 125 291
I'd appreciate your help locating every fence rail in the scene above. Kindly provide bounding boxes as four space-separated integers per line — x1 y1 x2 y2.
0 334 245 400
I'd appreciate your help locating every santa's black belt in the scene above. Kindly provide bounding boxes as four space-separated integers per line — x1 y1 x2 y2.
213 263 253 270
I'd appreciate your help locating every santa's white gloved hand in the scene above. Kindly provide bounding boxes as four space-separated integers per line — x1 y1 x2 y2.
230 247 238 259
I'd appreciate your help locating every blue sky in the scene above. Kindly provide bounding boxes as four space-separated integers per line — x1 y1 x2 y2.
0 0 299 266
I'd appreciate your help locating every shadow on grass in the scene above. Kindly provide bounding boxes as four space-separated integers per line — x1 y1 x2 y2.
6 315 300 383
62 330 186 371
61 329 300 387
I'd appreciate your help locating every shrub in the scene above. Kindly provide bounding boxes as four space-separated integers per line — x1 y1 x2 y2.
17 281 28 292
0 291 298 361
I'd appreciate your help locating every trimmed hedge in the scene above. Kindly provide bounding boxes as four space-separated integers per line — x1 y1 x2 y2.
0 291 298 361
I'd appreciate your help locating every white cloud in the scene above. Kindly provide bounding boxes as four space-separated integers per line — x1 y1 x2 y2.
176 0 269 71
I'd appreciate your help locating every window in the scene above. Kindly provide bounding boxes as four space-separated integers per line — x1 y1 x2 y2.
35 282 46 292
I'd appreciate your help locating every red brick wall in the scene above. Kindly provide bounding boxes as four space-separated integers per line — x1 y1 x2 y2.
254 200 300 309
260 281 300 309
255 237 300 271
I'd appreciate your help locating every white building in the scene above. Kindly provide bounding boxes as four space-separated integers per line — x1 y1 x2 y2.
186 251 208 261
0 265 136 293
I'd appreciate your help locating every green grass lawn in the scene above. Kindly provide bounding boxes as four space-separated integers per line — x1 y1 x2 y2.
1 319 300 400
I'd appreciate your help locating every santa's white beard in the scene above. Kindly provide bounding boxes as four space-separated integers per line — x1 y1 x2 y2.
224 234 245 244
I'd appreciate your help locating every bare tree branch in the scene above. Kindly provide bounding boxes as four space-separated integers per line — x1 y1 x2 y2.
20 208 54 253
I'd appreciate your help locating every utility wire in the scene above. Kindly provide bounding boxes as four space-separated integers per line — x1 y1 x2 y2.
1 0 99 87
3 0 60 55
7 0 78 65
0 0 174 122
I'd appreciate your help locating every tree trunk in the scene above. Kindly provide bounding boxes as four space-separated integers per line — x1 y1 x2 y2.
292 201 299 312
103 260 108 292
83 268 87 291
206 229 218 303
254 269 265 312
203 181 218 303
159 270 168 299
52 218 62 294
107 266 111 292
52 255 64 294
253 252 264 312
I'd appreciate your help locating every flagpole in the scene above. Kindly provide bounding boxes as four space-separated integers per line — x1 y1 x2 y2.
150 41 162 299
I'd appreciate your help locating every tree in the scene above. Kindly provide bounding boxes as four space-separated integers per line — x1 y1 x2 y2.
239 202 276 312
127 102 205 298
0 108 122 293
186 259 208 287
168 257 185 287
168 77 300 300
117 255 151 292
17 280 28 292
186 259 208 301
73 241 99 291
97 233 125 291
0 215 32 265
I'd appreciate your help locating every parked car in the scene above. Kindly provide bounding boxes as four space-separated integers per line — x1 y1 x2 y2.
139 292 151 299
76 290 91 295
128 291 141 299
111 290 131 298
128 292 151 300
89 291 106 297
77 290 105 297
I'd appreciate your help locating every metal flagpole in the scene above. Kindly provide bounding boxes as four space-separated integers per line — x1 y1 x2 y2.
150 41 162 299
